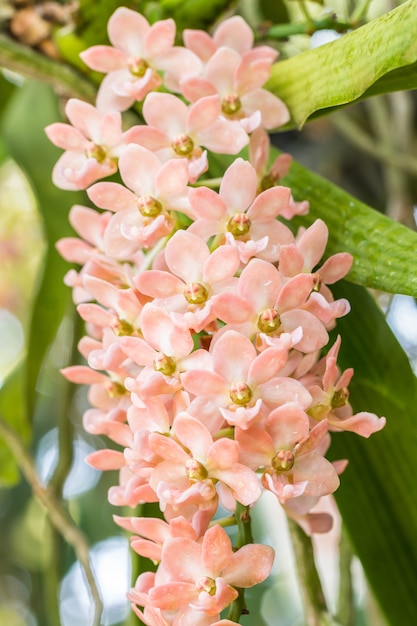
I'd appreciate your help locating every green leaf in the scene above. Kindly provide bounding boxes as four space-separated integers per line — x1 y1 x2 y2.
328 281 417 626
267 0 417 128
1 81 85 424
281 154 417 297
308 61 417 121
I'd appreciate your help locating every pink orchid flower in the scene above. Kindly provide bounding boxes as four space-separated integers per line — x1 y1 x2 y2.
304 336 386 437
45 99 127 190
129 570 240 626
279 219 353 325
148 413 261 513
56 205 143 303
135 229 240 332
236 405 340 503
80 7 202 112
188 158 294 263
120 303 209 400
148 525 274 615
181 46 289 132
125 92 249 182
213 257 331 353
87 144 191 257
182 329 311 431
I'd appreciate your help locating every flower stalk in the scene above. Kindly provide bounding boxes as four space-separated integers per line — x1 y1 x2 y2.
0 415 103 626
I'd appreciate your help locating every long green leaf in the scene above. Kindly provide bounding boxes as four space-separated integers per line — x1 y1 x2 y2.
0 82 85 484
267 0 417 128
328 281 417 625
1 81 82 418
308 61 417 121
281 155 417 297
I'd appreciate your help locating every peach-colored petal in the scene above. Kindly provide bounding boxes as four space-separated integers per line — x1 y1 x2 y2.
220 158 257 214
144 19 175 58
222 543 274 587
80 45 126 72
87 182 137 212
108 7 149 56
45 123 86 151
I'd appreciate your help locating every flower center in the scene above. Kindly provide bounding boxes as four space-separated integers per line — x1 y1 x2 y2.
183 282 209 305
272 449 295 472
257 308 281 333
308 404 328 421
230 382 252 406
221 94 242 115
331 387 349 409
227 213 251 237
127 57 149 77
138 195 163 218
106 381 127 398
153 353 176 376
260 173 276 191
312 272 321 292
172 133 194 156
196 576 216 596
185 458 208 481
85 143 107 163
113 318 135 336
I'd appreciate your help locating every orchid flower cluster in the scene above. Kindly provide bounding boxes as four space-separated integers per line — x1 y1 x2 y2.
45 7 386 625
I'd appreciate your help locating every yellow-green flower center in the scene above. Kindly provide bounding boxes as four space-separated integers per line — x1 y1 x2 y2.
138 195 163 218
106 381 127 398
312 272 321 292
86 143 107 163
114 319 135 336
272 449 295 472
183 282 209 305
153 353 176 376
172 133 194 156
331 387 349 409
260 173 276 191
308 404 328 421
185 458 208 481
128 57 149 77
230 381 252 406
227 213 251 237
196 576 216 595
257 308 281 333
221 94 242 116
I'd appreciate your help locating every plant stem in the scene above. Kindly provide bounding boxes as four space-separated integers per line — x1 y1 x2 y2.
225 503 254 622
336 525 354 626
0 33 96 101
191 177 223 188
209 515 236 528
258 15 358 41
0 415 103 626
288 519 341 626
